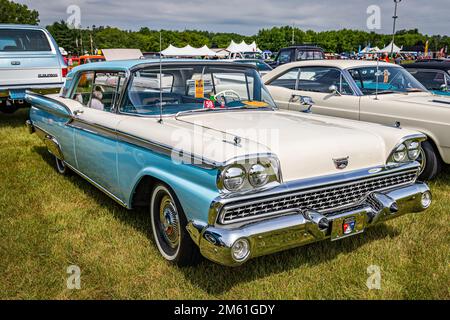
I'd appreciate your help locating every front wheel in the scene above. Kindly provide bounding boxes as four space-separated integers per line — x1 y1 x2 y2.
418 141 441 181
150 184 201 266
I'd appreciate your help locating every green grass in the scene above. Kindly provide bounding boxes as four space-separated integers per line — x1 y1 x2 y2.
0 109 449 300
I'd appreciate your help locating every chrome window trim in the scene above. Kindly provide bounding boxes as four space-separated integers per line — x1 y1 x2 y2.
208 161 421 226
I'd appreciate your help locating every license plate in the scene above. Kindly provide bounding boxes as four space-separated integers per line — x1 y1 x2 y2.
331 212 366 241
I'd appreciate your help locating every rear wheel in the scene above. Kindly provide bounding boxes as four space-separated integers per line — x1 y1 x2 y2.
418 141 441 181
150 184 201 266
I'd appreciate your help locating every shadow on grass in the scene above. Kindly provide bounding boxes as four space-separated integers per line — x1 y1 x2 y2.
0 108 30 129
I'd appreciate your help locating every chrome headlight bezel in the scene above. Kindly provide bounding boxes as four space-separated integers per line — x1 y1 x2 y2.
217 154 282 195
388 135 426 165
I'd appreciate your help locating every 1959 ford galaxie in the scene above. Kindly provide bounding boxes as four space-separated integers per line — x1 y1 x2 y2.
26 60 431 266
264 60 450 181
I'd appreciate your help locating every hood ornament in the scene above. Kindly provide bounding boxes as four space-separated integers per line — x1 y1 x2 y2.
333 157 349 170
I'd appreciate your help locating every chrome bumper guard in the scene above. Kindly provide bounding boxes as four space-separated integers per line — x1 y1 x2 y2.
187 182 431 266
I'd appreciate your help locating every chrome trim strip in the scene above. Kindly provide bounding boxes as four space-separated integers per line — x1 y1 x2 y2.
64 162 128 208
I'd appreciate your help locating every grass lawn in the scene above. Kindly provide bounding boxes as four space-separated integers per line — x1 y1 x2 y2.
0 109 449 300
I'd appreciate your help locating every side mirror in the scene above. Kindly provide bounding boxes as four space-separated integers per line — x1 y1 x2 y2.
329 85 341 96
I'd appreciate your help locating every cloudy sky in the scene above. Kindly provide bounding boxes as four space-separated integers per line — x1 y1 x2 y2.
16 0 450 35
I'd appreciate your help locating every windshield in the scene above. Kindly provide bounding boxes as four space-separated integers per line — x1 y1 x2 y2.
235 60 273 71
120 65 276 116
348 66 427 95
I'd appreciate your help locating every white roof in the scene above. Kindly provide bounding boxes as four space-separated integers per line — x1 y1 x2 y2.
379 41 403 53
161 44 217 57
226 40 261 53
102 48 143 61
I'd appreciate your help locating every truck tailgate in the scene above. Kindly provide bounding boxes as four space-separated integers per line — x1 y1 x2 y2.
0 53 63 88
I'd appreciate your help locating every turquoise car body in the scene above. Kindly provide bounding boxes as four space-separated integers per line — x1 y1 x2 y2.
27 60 222 222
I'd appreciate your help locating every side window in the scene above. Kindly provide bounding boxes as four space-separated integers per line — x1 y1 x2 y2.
297 67 354 95
410 70 446 91
268 68 300 90
72 71 94 106
91 72 125 112
277 50 291 64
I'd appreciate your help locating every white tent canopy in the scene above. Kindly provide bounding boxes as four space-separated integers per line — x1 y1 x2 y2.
379 41 403 53
226 40 261 53
161 44 217 57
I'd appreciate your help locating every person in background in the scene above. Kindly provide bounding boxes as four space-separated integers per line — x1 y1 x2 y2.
395 54 402 65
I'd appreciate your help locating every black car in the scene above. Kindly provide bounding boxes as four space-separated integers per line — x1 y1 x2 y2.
404 61 450 96
269 45 325 68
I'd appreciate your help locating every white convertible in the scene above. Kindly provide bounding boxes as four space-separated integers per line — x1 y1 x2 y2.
264 60 450 180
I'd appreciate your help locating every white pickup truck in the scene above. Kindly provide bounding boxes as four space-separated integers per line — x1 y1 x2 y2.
0 24 67 114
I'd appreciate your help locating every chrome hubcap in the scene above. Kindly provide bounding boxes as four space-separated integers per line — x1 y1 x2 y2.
159 195 180 249
418 148 426 175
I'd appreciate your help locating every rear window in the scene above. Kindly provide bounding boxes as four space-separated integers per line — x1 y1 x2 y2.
0 29 52 52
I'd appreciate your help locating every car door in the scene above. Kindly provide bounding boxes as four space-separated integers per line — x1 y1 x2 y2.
267 66 361 119
69 70 126 196
289 66 360 120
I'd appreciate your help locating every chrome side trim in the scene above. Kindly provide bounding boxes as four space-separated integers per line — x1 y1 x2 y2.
64 162 128 208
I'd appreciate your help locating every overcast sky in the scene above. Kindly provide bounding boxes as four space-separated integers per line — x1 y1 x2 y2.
15 0 450 35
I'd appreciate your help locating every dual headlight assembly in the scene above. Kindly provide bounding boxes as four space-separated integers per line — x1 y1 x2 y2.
217 156 281 194
389 138 423 164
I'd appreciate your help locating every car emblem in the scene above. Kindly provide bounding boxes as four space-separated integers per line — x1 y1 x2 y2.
333 157 349 170
343 218 356 235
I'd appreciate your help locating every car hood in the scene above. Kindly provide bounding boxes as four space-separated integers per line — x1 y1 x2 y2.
370 92 450 108
168 110 403 181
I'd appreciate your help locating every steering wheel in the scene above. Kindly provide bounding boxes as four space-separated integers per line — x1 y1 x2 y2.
214 90 242 106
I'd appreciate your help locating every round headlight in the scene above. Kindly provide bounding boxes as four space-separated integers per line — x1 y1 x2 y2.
407 141 421 160
248 163 269 187
222 166 246 191
393 144 407 162
231 239 250 262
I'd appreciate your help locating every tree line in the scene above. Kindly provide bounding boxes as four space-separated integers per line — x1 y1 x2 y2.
1 0 449 55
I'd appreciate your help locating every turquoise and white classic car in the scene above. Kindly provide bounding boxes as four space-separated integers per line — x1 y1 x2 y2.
26 60 432 266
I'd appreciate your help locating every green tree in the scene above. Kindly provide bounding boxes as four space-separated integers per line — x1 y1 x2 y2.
0 0 39 25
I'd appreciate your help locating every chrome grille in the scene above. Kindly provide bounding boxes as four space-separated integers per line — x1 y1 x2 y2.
219 169 418 224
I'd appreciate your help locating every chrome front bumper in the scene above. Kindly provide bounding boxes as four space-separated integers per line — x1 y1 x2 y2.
187 182 431 267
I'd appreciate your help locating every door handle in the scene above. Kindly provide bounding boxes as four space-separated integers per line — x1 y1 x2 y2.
73 110 84 116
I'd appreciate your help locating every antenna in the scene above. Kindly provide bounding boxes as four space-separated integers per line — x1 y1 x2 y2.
158 31 163 124
375 58 380 100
